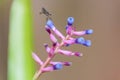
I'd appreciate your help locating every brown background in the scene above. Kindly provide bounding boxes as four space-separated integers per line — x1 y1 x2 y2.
1 0 120 80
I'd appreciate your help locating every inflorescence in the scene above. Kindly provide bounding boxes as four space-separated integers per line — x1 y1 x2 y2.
32 17 93 80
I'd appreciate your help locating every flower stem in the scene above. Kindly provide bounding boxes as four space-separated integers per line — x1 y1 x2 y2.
33 35 70 80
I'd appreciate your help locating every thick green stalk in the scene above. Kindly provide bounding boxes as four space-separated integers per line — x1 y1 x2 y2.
8 0 35 80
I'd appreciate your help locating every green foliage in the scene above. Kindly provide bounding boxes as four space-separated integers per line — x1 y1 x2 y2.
8 0 35 80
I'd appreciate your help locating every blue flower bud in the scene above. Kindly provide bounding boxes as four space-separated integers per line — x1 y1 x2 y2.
46 19 55 29
83 40 91 47
67 17 74 26
86 29 93 34
53 63 63 70
75 37 85 44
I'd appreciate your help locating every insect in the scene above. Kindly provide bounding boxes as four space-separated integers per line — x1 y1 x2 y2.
40 7 52 20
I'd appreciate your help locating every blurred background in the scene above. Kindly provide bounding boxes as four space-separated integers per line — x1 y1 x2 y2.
1 0 120 80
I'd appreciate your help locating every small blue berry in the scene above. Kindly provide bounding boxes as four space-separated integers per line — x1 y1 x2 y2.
53 63 63 70
83 40 91 47
46 19 55 29
86 29 93 34
75 37 85 44
67 17 74 25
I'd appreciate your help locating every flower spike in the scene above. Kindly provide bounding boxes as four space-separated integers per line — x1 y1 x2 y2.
33 17 93 80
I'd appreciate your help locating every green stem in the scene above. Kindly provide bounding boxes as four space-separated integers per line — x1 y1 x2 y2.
8 0 35 80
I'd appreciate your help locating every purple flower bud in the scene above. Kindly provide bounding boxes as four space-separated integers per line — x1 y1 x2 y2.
74 52 83 57
85 29 93 34
75 37 85 44
72 31 86 36
48 47 55 57
44 44 55 57
44 44 51 53
66 26 73 35
42 66 54 72
42 63 63 72
58 49 82 57
46 20 65 39
45 27 58 43
45 27 51 34
32 52 43 65
46 19 55 29
58 49 73 56
53 63 63 70
50 62 60 65
64 39 75 45
67 17 74 26
63 62 72 66
52 42 57 47
49 33 58 43
83 40 92 47
53 28 65 40
50 61 72 66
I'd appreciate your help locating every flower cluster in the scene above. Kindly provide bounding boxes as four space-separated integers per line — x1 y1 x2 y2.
32 17 93 80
